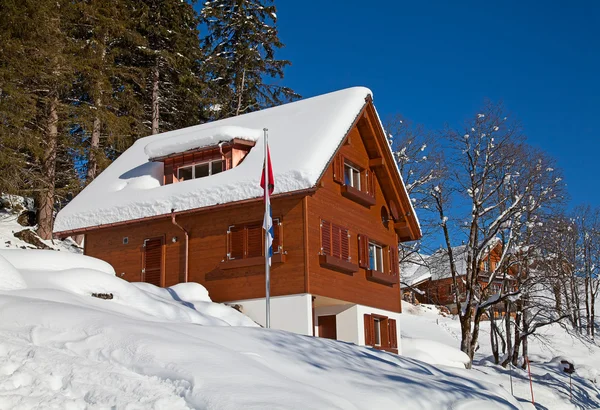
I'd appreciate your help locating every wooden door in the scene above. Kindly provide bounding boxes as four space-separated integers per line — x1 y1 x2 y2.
143 237 164 286
318 315 337 340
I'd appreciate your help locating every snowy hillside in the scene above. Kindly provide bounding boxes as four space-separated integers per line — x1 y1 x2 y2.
401 301 600 409
0 249 525 409
0 196 81 253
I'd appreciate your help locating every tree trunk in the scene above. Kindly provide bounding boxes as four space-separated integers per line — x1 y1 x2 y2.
37 96 58 240
235 68 246 116
151 63 160 135
86 114 101 182
585 275 591 335
490 312 499 364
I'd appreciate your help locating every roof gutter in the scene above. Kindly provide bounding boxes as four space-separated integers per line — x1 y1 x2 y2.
171 209 189 283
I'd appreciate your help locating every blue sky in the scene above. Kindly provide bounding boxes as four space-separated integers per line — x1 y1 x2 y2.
274 1 599 208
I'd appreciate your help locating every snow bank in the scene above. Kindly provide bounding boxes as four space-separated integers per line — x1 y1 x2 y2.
0 249 524 409
144 125 263 159
402 338 470 368
0 249 115 275
0 254 26 291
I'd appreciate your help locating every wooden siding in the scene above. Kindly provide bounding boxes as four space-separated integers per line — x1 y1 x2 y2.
306 125 402 313
85 196 306 303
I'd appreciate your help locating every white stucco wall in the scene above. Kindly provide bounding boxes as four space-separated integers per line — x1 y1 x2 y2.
356 305 403 354
228 293 313 336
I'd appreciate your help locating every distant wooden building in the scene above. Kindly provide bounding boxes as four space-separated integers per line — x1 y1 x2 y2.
54 87 421 354
402 242 518 316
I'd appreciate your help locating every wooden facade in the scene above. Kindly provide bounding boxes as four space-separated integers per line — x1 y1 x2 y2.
70 99 420 315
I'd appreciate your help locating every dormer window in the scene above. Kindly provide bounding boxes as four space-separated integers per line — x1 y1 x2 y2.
178 159 224 182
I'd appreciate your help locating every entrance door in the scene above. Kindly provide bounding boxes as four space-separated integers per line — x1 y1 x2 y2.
143 237 164 286
318 315 337 339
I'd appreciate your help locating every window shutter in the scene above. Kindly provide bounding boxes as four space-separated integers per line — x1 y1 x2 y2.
273 220 281 253
340 228 350 261
246 224 263 258
229 226 244 259
364 314 374 346
164 163 174 185
321 220 332 255
333 154 344 184
332 224 342 259
367 170 376 197
358 234 369 269
390 245 399 276
389 319 398 349
143 238 163 286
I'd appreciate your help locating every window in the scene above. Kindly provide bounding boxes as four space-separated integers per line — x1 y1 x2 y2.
364 314 398 351
227 219 280 260
373 318 382 346
484 259 490 272
368 242 384 272
178 159 224 181
344 162 361 189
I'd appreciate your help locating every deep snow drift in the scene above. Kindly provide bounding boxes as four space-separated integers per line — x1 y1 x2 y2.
0 250 523 409
400 301 600 410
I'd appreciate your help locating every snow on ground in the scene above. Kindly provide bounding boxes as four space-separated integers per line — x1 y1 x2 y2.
400 301 600 410
0 250 524 409
0 197 81 253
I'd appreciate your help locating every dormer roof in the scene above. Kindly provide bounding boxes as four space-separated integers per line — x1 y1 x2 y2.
54 87 420 236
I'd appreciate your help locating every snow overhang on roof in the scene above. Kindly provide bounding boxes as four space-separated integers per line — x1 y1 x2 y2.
54 86 421 236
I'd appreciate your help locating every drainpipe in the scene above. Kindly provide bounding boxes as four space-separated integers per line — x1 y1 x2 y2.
171 209 189 283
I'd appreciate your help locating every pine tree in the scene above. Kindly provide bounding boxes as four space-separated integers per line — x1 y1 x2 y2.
200 0 299 119
68 0 146 182
134 0 207 134
0 0 77 239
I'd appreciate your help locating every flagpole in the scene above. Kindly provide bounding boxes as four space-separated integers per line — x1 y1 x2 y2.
264 128 271 329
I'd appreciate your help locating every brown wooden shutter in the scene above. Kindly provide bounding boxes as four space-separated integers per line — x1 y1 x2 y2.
246 223 263 258
358 234 369 269
367 170 376 197
389 319 398 349
333 154 344 184
332 223 342 259
143 238 163 286
229 226 244 259
364 314 374 346
164 163 174 185
390 246 399 276
340 228 350 261
272 219 281 253
321 220 332 255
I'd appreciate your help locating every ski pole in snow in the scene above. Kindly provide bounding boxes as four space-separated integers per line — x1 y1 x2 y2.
526 356 535 405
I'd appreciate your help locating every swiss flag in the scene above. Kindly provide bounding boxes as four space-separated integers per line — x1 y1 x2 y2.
260 146 274 196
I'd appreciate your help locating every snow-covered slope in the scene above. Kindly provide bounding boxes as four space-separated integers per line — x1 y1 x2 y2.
0 250 524 409
400 301 600 410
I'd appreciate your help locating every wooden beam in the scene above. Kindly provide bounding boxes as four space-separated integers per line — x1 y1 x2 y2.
369 157 385 168
394 221 408 230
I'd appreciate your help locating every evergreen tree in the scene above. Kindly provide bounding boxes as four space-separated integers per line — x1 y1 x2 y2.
200 0 299 119
135 0 207 134
0 0 78 239
68 0 146 182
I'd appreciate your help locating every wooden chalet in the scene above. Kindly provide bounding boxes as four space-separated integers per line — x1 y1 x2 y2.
54 87 421 354
403 242 518 317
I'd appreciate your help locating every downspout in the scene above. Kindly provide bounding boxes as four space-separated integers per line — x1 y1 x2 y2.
171 209 189 283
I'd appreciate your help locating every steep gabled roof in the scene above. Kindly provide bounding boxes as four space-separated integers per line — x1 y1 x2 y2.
54 87 420 236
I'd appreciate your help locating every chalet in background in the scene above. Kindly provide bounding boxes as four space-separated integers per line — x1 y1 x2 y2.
402 241 518 317
54 87 421 354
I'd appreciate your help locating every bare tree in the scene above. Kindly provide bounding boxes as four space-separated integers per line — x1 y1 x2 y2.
429 101 566 367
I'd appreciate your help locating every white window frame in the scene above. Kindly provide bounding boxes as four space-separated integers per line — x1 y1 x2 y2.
484 259 490 272
344 162 361 190
178 159 224 181
368 242 384 272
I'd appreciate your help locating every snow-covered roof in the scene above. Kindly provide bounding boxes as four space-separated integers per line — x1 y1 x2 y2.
55 87 419 234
